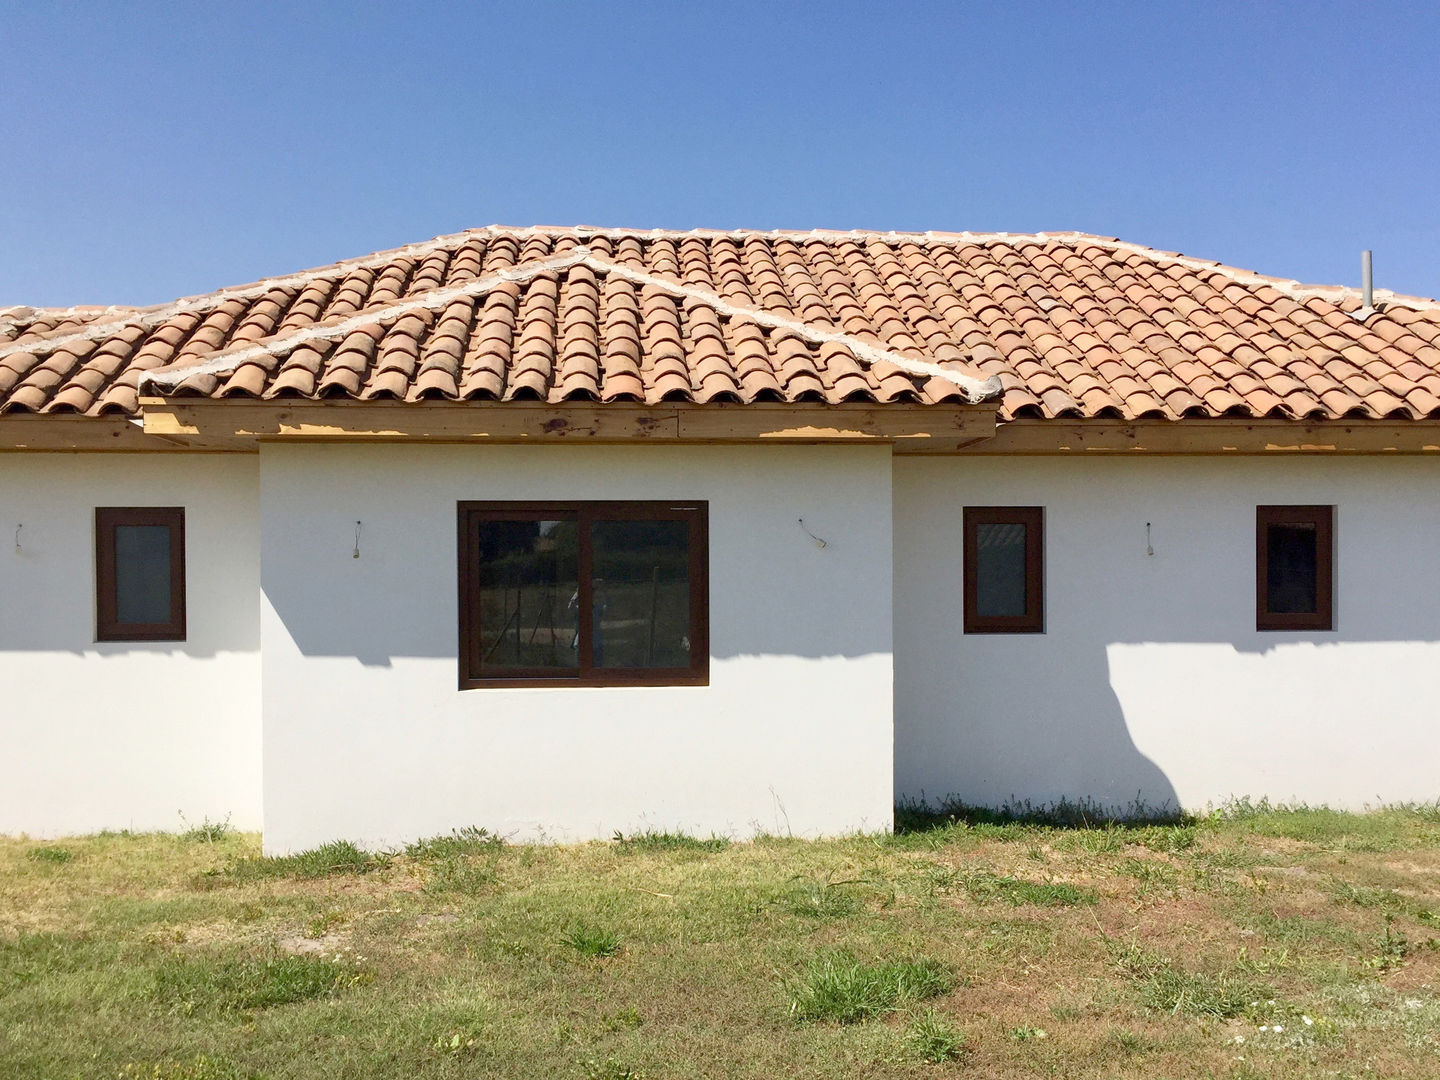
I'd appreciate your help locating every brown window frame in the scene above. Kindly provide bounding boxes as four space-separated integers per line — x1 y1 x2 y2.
963 506 1045 634
457 500 709 689
1256 505 1333 632
95 507 186 642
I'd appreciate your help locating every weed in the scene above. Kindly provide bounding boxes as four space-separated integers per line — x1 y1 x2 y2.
559 924 622 958
1107 1028 1151 1054
303 910 348 939
222 840 385 883
1008 1026 1047 1041
603 1007 643 1031
783 877 863 918
960 870 1096 907
25 845 73 864
904 1007 967 1062
1116 943 1268 1018
788 952 952 1023
424 858 499 895
579 1058 644 1080
153 952 367 1012
404 826 502 861
117 1057 259 1080
1365 918 1409 971
179 814 233 845
612 830 730 854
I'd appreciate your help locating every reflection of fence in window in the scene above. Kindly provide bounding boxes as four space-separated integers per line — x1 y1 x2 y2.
593 574 691 668
593 521 691 669
481 582 578 669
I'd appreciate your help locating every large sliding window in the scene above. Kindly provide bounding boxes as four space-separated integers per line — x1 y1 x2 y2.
95 507 186 642
457 501 708 688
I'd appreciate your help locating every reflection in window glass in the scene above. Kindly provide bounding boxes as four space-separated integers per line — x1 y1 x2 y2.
1266 522 1318 614
476 519 579 670
974 522 1027 617
114 525 172 624
591 519 691 668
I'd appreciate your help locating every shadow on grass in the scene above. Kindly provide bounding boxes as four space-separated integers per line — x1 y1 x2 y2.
895 796 1195 835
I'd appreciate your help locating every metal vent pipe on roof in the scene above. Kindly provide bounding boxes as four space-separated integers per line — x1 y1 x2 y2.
1362 249 1374 310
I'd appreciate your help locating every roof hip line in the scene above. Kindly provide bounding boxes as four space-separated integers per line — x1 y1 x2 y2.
9 226 1436 369
140 247 1001 403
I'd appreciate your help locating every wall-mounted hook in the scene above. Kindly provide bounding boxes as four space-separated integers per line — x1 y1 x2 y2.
797 518 828 549
352 521 362 559
1145 522 1154 557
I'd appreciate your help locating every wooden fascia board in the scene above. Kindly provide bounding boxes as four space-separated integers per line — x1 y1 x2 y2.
139 400 1000 449
954 419 1440 455
0 415 253 453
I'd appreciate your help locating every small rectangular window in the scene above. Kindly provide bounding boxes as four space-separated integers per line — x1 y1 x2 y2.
1257 505 1333 631
96 507 186 641
964 506 1044 633
458 501 708 687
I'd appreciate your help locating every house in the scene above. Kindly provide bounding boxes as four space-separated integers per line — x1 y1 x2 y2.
3 226 1439 853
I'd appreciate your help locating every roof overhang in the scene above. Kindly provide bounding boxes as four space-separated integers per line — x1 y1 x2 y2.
133 399 1001 453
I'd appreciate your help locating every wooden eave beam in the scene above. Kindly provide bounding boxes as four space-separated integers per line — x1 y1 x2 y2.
138 399 1000 450
953 418 1440 455
0 415 254 453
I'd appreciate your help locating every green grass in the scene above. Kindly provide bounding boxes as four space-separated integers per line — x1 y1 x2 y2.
218 839 385 883
787 952 953 1023
4 806 1440 1078
904 1007 967 1061
612 830 730 854
960 869 1097 906
153 953 368 1012
26 844 73 864
1116 943 1270 1018
560 923 623 958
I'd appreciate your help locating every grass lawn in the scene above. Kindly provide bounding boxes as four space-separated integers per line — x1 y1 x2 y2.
3 805 1440 1079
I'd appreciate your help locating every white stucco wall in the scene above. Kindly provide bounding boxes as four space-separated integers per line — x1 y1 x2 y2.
0 453 261 836
894 455 1440 813
259 443 894 853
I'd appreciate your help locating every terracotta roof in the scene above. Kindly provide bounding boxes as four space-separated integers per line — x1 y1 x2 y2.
3 227 1439 422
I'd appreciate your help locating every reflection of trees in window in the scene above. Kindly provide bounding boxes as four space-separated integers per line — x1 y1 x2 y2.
459 503 707 687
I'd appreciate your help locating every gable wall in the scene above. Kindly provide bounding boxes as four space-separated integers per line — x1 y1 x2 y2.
893 455 1440 813
258 443 895 853
0 453 261 836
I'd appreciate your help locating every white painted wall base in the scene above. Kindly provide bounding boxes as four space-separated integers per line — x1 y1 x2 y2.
0 454 261 836
259 444 895 854
894 456 1440 813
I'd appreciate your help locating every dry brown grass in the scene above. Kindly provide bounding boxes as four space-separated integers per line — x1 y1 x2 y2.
2 806 1439 1078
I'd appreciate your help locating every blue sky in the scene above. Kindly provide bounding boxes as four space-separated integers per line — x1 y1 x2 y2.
2 1 1436 307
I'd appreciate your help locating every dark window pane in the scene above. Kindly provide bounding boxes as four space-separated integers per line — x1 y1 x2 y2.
476 519 579 670
591 519 691 668
1267 522 1318 613
975 522 1027 617
114 524 172 624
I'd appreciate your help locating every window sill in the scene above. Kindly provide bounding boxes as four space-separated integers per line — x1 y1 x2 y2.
459 670 708 690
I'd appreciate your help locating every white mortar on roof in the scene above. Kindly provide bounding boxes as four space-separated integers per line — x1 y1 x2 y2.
6 227 1429 367
140 249 1001 402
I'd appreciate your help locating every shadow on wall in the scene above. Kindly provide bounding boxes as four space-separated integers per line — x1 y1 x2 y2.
261 507 891 667
897 638 1185 818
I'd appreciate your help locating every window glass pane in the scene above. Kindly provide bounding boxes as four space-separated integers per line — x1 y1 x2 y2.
974 521 1027 617
114 524 172 624
1266 522 1318 614
476 519 579 670
591 519 691 669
